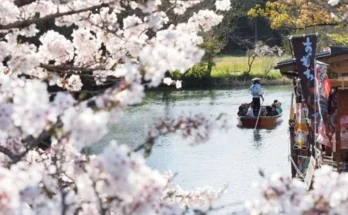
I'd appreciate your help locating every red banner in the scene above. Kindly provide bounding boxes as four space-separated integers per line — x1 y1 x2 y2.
315 61 331 147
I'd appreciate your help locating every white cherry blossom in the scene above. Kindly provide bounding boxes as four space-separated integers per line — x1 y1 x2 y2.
67 75 83 92
0 0 231 214
39 30 74 64
215 0 231 11
328 0 340 6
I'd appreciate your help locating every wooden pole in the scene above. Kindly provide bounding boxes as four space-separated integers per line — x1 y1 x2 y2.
290 93 294 120
289 93 297 177
254 100 264 130
290 124 297 177
336 90 342 172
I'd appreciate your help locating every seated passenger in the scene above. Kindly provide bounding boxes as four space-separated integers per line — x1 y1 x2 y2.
260 106 267 116
273 100 283 114
272 105 278 115
238 103 248 116
246 104 254 117
266 106 277 116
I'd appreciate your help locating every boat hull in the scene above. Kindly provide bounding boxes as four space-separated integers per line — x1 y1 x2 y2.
238 114 283 129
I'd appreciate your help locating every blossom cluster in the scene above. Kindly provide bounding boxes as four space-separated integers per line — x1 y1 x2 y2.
2 1 348 215
0 0 231 214
0 140 225 215
244 165 348 215
0 0 229 147
252 42 284 57
0 0 228 90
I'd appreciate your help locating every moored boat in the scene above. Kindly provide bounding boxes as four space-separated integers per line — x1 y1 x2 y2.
238 113 283 129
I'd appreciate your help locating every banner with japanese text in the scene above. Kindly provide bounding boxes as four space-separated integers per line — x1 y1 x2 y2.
291 34 317 119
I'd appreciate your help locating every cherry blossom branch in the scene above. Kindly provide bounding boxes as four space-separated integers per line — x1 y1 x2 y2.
133 113 227 156
1 129 56 165
0 1 236 214
56 166 69 215
0 3 109 30
0 83 130 164
91 178 108 215
21 132 50 157
0 136 45 164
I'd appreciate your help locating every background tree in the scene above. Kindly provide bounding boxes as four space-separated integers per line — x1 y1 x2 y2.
245 42 283 75
160 0 244 80
247 0 336 29
247 0 348 51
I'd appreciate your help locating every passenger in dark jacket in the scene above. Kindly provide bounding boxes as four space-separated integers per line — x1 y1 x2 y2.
266 106 278 116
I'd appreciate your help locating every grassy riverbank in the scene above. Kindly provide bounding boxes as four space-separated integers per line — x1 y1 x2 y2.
182 55 291 88
212 56 287 80
156 55 291 89
179 77 291 89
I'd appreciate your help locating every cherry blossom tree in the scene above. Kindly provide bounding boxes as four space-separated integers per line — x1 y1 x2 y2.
244 165 348 215
245 42 283 75
4 1 348 214
0 0 232 214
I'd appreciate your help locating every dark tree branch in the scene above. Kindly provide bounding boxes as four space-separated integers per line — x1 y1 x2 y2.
14 0 36 7
12 128 54 164
91 179 107 215
0 3 108 30
0 146 17 161
40 63 105 75
0 132 48 164
278 22 343 30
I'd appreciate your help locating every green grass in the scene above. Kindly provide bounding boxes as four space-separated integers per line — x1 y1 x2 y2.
211 56 288 80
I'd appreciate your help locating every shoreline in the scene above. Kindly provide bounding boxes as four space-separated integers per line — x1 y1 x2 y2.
201 78 292 87
151 78 292 90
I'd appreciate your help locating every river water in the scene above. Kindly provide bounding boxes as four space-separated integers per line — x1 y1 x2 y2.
97 85 293 214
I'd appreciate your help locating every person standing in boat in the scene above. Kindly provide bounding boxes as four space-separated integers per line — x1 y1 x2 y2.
250 77 264 116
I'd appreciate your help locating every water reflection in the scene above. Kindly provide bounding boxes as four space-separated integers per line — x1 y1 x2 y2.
209 89 216 105
253 130 262 146
162 91 171 119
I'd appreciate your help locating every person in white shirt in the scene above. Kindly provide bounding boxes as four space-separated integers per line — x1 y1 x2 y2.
246 104 254 117
250 78 264 116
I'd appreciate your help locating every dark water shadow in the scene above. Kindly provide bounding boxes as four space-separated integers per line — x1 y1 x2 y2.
253 130 262 148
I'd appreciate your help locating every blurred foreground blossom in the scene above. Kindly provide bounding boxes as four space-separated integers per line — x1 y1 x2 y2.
244 165 348 215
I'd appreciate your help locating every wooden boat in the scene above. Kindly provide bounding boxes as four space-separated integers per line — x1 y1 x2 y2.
238 113 283 129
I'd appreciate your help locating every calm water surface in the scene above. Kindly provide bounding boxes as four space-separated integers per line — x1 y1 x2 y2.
97 85 293 214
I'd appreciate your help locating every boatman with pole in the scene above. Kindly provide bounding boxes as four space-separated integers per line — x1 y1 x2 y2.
250 77 264 117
